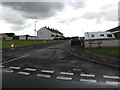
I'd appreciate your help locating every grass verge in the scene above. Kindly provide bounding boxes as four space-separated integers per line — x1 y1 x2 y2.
0 40 54 49
88 47 120 58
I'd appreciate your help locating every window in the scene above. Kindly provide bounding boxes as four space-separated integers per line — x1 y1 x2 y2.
107 34 112 37
51 34 55 37
91 34 94 38
56 35 59 37
100 34 104 37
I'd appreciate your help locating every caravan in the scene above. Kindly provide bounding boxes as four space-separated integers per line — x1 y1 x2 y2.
85 32 115 40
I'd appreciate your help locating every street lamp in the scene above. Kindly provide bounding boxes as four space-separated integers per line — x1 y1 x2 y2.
34 20 37 36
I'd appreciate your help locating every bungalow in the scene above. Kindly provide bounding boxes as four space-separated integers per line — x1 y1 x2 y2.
37 26 63 40
0 33 15 40
18 35 37 40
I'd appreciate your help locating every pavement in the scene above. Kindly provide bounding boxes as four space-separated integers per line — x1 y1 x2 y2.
68 46 120 68
1 40 120 88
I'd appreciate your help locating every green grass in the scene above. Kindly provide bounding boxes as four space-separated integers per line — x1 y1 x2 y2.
88 48 120 58
0 40 54 49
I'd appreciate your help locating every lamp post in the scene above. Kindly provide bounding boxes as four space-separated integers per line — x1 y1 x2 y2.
34 20 37 42
34 20 37 36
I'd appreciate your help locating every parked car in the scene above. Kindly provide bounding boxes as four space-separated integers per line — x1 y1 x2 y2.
71 36 81 46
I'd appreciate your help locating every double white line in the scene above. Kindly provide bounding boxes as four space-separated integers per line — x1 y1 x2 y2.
9 66 21 70
37 74 51 78
36 70 54 78
56 76 72 81
41 70 54 74
60 72 74 75
106 81 120 85
25 68 36 71
80 74 95 77
17 71 30 75
2 69 14 73
80 79 97 83
103 75 120 79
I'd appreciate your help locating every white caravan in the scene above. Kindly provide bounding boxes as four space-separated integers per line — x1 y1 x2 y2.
85 32 115 40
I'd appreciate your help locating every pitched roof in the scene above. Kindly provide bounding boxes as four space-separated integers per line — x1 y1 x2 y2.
44 27 63 35
106 26 120 32
0 33 15 37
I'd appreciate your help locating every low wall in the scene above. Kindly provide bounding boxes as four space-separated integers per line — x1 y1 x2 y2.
85 39 120 48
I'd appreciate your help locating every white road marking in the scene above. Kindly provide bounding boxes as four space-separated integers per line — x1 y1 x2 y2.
37 74 51 78
73 68 81 72
1 54 30 65
56 76 72 81
80 74 95 77
103 75 120 79
17 72 30 75
41 70 54 74
9 66 20 70
80 79 97 83
24 68 36 71
2 69 14 73
60 72 74 75
106 81 120 85
38 49 46 52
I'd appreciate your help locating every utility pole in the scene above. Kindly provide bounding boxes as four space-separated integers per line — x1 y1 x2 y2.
34 20 37 42
34 20 37 36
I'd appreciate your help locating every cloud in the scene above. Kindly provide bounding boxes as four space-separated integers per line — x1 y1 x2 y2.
11 23 31 31
82 12 102 19
118 1 120 24
66 0 85 9
58 17 79 24
82 9 118 23
2 5 26 25
2 2 65 19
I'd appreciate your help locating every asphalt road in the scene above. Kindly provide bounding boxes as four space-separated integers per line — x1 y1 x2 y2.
1 40 120 89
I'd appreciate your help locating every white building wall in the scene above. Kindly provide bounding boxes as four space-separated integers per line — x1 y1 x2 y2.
19 36 26 40
85 32 115 40
28 37 37 40
37 27 53 40
85 39 120 48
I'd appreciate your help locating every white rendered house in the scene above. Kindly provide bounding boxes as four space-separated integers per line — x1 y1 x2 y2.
37 27 63 40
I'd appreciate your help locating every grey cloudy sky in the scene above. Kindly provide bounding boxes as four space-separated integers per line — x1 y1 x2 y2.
0 0 119 37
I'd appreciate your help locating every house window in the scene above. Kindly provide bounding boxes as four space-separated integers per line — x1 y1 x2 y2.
51 34 55 37
100 34 104 37
56 35 59 37
91 34 94 38
107 34 112 37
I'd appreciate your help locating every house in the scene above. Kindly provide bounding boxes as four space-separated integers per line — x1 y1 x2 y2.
106 26 120 39
0 33 15 40
85 32 115 40
18 35 37 40
37 26 63 40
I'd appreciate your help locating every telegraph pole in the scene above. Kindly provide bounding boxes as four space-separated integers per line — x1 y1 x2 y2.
34 20 37 42
34 20 37 36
